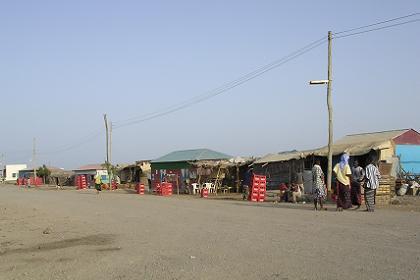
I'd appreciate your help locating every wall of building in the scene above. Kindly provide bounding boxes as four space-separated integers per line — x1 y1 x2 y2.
379 147 394 161
5 164 27 181
393 129 420 145
253 159 305 190
396 145 420 174
74 169 109 184
151 167 196 191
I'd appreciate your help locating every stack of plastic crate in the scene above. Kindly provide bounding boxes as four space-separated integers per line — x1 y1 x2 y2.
137 183 145 195
159 182 173 196
201 187 208 198
248 175 266 202
75 175 87 190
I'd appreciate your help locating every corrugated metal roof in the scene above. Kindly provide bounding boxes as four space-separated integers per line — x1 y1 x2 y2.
152 149 231 163
20 166 63 172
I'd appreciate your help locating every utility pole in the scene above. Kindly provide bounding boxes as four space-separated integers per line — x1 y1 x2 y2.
0 153 4 181
109 121 113 182
109 121 112 165
326 31 333 193
309 32 333 193
104 114 109 166
33 137 37 179
104 114 112 187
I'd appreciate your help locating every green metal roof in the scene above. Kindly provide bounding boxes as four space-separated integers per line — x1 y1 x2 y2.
152 149 231 163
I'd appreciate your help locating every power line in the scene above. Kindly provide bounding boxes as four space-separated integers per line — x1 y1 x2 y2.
14 37 326 154
334 12 419 35
113 36 327 126
113 37 327 128
334 18 420 39
114 40 327 128
37 130 102 155
8 13 420 153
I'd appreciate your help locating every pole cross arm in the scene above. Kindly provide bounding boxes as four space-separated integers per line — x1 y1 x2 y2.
309 80 329 85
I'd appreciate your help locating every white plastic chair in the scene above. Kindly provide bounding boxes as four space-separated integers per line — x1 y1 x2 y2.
192 183 200 194
203 182 215 193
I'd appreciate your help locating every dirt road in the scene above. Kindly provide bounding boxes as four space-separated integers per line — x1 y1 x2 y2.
0 184 419 280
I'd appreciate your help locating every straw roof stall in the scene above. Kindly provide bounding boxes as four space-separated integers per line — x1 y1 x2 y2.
190 157 255 193
49 168 74 186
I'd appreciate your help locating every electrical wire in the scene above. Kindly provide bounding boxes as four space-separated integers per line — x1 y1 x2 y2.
15 37 326 155
114 40 327 128
113 37 327 128
8 38 324 157
333 12 419 35
334 19 420 39
11 13 420 155
113 36 327 126
9 13 420 154
37 130 102 155
333 19 420 39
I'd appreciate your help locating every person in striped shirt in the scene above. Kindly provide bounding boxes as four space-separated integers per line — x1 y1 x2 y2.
364 154 381 212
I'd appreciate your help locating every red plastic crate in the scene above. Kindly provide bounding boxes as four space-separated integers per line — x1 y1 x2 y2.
137 183 145 195
201 188 209 198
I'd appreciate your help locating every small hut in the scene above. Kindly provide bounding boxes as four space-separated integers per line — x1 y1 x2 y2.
118 161 151 189
49 169 74 186
190 156 254 193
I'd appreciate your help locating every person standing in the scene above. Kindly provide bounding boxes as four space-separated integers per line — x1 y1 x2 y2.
333 153 352 211
242 168 253 200
364 155 381 212
351 160 365 209
312 159 326 210
94 173 102 194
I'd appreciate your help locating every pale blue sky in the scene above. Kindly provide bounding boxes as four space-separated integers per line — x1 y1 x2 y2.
1 0 419 169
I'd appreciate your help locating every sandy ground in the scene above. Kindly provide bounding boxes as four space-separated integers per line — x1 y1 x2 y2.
0 184 419 280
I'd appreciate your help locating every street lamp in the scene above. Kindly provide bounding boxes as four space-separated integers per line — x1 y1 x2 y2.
309 80 329 85
309 31 333 195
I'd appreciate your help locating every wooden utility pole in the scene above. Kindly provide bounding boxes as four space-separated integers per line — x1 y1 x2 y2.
33 137 37 178
109 121 112 165
326 31 333 192
235 165 240 193
104 114 110 185
109 121 113 182
0 153 4 181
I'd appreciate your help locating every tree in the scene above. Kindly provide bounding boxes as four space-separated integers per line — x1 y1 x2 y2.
37 165 51 184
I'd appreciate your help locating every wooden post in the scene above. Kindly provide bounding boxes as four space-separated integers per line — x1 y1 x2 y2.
33 137 37 179
236 165 240 193
326 31 333 193
104 114 110 185
176 174 180 195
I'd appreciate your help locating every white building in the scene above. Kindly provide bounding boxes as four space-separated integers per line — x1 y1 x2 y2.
3 164 27 182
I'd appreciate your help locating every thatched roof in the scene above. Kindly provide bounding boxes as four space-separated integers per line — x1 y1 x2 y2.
190 157 254 168
73 164 106 171
118 161 151 173
255 129 413 164
254 150 316 164
50 170 74 177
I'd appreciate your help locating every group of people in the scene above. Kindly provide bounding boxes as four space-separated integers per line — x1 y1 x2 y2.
278 179 304 203
311 151 381 212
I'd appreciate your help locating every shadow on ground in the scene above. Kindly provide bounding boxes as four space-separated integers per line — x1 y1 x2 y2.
0 234 116 256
